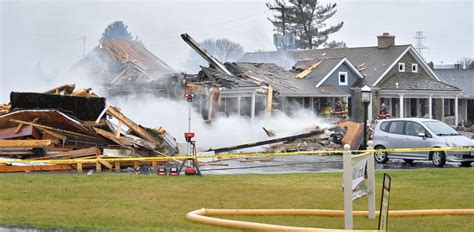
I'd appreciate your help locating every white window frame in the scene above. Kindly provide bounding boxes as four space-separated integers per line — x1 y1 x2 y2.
398 63 405 72
411 63 418 73
338 72 348 85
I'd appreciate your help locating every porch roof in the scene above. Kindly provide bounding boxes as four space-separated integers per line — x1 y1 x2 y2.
379 73 460 91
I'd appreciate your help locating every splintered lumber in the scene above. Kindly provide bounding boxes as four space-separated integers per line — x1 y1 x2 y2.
70 88 92 97
43 84 76 95
10 119 101 141
34 147 100 160
93 127 133 147
99 160 113 170
0 164 73 173
0 140 51 148
41 128 67 144
0 125 41 139
266 85 273 117
106 106 163 145
209 126 335 153
337 121 364 150
295 60 322 79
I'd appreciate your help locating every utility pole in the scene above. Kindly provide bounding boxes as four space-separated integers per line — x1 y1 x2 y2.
414 31 428 60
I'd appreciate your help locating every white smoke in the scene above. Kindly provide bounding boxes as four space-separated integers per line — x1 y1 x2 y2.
107 94 330 152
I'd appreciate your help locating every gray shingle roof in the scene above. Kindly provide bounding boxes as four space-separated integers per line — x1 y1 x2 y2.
379 72 459 91
435 69 474 97
239 45 411 86
233 62 349 97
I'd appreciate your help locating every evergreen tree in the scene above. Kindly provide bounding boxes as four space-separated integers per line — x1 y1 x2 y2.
267 0 343 49
100 21 133 43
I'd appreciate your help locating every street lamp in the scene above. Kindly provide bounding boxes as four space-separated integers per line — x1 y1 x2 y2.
361 85 372 150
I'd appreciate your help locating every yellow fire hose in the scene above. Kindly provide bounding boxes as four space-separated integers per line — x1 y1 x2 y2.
186 208 474 231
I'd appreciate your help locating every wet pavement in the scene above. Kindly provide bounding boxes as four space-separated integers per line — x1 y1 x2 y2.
199 154 464 174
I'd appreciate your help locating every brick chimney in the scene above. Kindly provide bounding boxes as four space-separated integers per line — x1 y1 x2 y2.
377 32 395 48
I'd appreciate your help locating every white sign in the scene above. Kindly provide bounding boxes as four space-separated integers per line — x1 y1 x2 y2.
351 153 370 200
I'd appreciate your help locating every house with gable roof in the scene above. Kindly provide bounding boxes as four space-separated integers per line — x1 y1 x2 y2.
239 33 462 125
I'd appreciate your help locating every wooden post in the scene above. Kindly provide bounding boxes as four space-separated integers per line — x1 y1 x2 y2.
114 162 120 172
96 161 101 172
151 161 157 171
77 163 83 173
266 85 273 117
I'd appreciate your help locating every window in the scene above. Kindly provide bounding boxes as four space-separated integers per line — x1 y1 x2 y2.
412 63 418 73
387 121 404 134
405 121 426 137
380 122 390 132
398 63 405 72
338 72 348 85
443 99 455 116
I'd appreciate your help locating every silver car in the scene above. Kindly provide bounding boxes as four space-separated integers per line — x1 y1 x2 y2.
373 118 474 167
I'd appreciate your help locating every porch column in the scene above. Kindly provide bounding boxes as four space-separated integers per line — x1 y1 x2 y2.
400 94 404 118
251 92 256 120
428 95 433 119
441 98 445 121
455 96 459 126
237 96 241 116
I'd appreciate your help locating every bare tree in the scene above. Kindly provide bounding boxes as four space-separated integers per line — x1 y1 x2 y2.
184 38 244 73
324 40 347 48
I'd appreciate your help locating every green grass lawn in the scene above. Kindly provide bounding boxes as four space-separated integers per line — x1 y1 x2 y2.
0 168 473 231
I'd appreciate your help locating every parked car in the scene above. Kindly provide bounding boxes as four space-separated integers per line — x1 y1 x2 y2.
373 118 474 167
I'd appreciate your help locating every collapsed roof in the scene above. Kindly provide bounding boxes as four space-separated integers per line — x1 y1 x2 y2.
73 39 177 84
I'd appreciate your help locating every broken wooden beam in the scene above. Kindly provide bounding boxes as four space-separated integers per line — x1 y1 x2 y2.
9 119 101 141
106 106 163 145
43 84 76 95
0 125 41 140
93 127 133 147
0 140 51 148
33 147 101 160
209 126 336 153
0 164 73 173
98 160 113 170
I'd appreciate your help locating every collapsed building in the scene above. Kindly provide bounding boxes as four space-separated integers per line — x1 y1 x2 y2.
181 34 356 121
72 39 183 97
0 84 178 173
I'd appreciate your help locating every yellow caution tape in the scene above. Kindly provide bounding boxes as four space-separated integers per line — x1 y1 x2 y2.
1 147 473 164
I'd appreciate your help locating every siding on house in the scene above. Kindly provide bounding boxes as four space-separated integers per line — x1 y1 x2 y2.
319 62 360 93
379 52 430 86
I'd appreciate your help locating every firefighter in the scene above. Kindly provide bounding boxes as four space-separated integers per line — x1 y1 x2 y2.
332 99 347 120
377 103 391 119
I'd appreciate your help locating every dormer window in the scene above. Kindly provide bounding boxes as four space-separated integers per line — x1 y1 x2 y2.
412 63 418 73
398 63 405 72
338 72 348 85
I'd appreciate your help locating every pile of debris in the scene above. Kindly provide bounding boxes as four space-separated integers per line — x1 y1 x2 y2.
457 121 474 132
208 121 363 154
0 84 178 173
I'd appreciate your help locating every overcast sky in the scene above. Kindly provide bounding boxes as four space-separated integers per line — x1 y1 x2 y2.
1 0 473 102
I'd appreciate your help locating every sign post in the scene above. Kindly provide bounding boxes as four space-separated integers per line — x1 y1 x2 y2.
378 173 392 231
343 141 376 229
